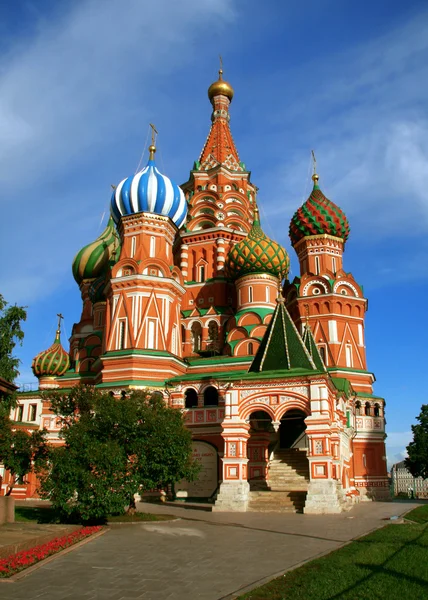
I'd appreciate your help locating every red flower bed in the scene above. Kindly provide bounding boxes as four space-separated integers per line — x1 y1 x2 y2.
0 526 102 578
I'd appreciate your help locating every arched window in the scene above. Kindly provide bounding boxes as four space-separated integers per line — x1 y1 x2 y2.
355 401 361 416
185 388 198 409
191 322 202 352
319 346 327 365
208 321 219 352
204 386 218 407
374 403 380 417
248 286 253 303
365 402 371 416
199 265 206 282
248 342 254 355
150 236 156 258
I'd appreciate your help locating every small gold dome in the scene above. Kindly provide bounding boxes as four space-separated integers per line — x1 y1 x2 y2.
208 69 234 103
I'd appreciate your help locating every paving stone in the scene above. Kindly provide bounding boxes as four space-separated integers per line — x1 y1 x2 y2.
0 501 419 600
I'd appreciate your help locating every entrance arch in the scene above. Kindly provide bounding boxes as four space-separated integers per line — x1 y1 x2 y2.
279 409 307 448
247 410 274 483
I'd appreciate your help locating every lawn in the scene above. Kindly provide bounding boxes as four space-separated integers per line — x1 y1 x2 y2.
239 504 428 600
15 506 175 524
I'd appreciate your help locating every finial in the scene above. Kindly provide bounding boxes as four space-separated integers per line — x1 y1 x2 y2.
56 313 64 338
254 204 260 224
311 150 319 185
149 123 158 160
304 304 310 329
219 54 223 79
276 276 284 303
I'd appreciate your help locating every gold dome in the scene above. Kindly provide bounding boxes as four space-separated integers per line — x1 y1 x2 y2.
208 69 234 103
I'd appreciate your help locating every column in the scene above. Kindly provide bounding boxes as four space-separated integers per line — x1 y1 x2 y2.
213 422 250 511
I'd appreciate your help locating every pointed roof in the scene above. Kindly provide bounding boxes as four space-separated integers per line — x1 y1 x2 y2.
249 294 318 373
197 70 243 173
303 324 326 372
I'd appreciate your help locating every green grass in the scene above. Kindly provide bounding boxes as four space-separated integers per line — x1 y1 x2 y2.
405 504 428 524
239 505 428 600
14 506 175 524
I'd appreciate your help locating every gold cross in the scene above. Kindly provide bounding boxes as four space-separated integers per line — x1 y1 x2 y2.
57 313 64 332
149 123 158 146
311 150 317 175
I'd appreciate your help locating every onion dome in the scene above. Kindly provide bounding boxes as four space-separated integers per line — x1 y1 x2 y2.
110 145 187 229
88 274 107 304
72 216 120 284
225 207 290 280
208 68 234 103
32 326 70 378
289 174 350 246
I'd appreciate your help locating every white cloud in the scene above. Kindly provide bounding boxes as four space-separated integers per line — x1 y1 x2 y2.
0 0 236 304
386 431 413 470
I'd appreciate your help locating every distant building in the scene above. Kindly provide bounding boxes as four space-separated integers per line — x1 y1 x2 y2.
391 460 428 498
2 69 389 511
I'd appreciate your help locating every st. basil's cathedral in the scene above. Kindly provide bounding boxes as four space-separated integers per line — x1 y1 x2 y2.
5 69 389 512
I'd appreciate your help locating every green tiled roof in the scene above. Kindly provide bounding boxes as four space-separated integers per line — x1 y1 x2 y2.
303 325 326 372
249 298 317 373
331 377 354 398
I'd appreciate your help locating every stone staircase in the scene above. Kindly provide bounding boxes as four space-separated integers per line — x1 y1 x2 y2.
247 449 310 513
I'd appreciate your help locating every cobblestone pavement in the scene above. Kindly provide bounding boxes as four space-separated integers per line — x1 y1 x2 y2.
0 501 420 600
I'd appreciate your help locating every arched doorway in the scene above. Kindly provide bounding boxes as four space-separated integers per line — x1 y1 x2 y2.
279 409 307 448
247 410 274 483
184 388 198 409
203 386 218 407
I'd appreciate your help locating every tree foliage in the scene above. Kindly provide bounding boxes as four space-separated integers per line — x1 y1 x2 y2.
0 413 48 495
0 293 27 413
405 404 428 479
40 386 199 521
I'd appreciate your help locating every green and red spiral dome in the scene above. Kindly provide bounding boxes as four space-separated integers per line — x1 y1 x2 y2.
32 330 70 378
225 208 290 280
289 175 350 246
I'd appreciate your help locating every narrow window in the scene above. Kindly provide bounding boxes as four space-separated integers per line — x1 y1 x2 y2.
319 345 327 365
331 256 336 274
355 401 361 416
358 324 364 346
147 318 156 349
315 256 320 275
118 319 126 349
131 236 137 258
265 286 270 303
345 344 352 367
374 403 380 417
328 320 338 342
16 405 24 421
29 404 37 421
248 342 254 355
200 265 206 282
248 286 253 303
365 402 371 416
150 236 156 258
238 289 242 305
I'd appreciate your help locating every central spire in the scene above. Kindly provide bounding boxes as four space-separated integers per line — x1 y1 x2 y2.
198 63 242 172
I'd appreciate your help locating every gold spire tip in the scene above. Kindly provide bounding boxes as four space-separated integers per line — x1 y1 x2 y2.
149 123 158 160
311 150 319 183
56 313 64 337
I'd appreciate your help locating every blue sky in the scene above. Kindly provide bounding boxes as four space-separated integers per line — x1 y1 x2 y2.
1 0 427 468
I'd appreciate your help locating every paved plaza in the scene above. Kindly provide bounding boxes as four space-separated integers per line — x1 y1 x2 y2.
0 501 419 600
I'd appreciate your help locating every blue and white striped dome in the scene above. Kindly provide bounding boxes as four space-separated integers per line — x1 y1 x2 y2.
111 155 187 229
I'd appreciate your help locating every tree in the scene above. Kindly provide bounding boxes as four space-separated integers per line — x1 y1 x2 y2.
0 414 48 495
405 404 428 479
40 385 199 521
0 295 42 496
0 293 27 413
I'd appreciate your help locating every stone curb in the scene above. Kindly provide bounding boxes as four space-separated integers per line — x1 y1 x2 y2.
0 528 108 584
